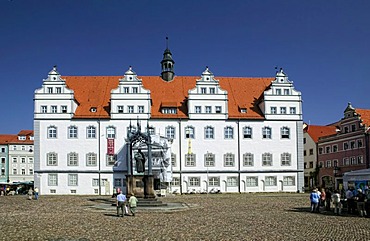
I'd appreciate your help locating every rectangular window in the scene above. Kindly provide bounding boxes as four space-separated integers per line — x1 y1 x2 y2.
106 154 117 166
265 176 277 186
114 178 122 187
123 87 129 93
87 126 96 139
289 107 296 114
128 106 134 113
41 106 47 113
29 169 33 175
215 106 221 113
357 156 364 164
68 174 78 186
227 177 238 187
350 141 356 149
309 149 314 155
48 174 58 186
86 153 97 166
284 89 289 95
343 142 348 150
224 153 235 167
201 87 206 94
195 106 201 113
205 106 211 113
357 140 363 148
107 127 116 139
224 127 233 139
262 127 271 139
351 124 356 132
276 89 281 95
165 126 175 139
283 176 295 186
246 177 258 187
48 87 53 93
318 148 323 155
208 177 220 187
171 177 180 186
243 153 254 167
243 127 252 139
271 107 277 114
185 153 196 167
13 169 17 175
280 107 286 114
262 153 272 166
21 169 25 175
21 157 26 163
189 177 200 186
185 126 195 139
51 106 57 113
132 87 138 93
281 153 291 166
309 162 313 168
332 145 338 152
209 87 215 94
68 126 78 139
47 153 58 166
29 157 33 163
118 106 124 113
68 153 79 166
205 126 214 139
61 106 67 113
56 87 62 93
281 127 290 139
304 150 307 156
13 157 17 163
326 146 331 154
204 153 215 167
138 106 144 113
171 153 176 167
92 178 99 187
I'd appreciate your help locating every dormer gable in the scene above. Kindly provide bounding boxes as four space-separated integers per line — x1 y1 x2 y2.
45 65 64 83
273 68 291 84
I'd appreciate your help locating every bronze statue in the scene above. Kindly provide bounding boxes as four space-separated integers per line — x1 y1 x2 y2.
134 149 146 173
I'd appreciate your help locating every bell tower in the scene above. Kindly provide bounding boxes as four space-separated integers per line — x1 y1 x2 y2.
160 37 175 81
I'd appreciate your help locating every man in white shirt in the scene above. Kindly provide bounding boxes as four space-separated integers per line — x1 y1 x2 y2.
116 191 127 217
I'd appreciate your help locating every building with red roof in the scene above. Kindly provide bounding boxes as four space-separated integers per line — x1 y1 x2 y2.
34 47 304 195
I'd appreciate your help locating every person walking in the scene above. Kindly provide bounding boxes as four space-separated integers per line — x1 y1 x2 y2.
332 190 342 215
128 193 138 216
310 188 320 213
116 191 127 217
28 188 33 200
34 187 39 200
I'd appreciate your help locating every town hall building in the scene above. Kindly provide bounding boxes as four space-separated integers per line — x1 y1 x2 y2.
33 47 304 195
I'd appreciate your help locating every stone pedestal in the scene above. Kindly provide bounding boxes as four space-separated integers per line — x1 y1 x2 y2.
126 175 155 199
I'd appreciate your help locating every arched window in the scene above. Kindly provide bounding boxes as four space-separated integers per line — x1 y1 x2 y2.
47 126 57 139
107 126 116 139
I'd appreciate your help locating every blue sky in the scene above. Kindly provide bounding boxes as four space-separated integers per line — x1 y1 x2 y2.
0 0 369 134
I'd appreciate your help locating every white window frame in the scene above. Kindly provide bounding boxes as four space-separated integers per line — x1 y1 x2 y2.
86 152 97 166
106 126 116 139
165 126 175 139
67 152 79 166
87 126 96 139
208 177 220 187
227 176 238 187
48 174 58 186
246 177 258 187
262 153 272 166
283 176 295 186
243 153 254 167
171 177 180 186
47 126 57 139
47 152 58 166
224 126 234 139
205 126 214 139
224 153 235 167
185 153 196 167
204 153 215 167
185 126 195 139
189 177 200 186
68 174 78 186
281 153 291 166
265 176 277 186
68 126 78 139
243 126 252 139
281 127 290 139
262 127 272 139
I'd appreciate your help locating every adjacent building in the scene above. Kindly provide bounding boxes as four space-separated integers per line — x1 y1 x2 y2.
34 48 304 195
0 130 34 183
317 103 370 190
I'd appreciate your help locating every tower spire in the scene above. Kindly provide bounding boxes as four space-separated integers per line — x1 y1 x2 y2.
161 37 175 82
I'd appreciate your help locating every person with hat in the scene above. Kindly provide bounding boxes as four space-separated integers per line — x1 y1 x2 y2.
356 188 366 217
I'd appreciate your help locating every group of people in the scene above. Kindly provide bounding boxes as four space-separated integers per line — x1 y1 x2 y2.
310 187 370 217
116 191 138 217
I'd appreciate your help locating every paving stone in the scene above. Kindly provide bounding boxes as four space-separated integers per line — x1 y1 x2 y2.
0 193 369 241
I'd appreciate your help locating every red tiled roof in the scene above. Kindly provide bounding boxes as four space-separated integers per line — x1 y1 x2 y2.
63 75 273 119
18 130 34 136
356 108 370 127
304 125 337 143
0 135 17 145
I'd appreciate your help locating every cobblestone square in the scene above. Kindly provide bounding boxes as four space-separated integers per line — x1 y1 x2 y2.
0 193 369 241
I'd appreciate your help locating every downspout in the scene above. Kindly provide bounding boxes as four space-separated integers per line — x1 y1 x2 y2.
237 119 241 193
98 119 101 195
365 130 369 168
178 119 182 194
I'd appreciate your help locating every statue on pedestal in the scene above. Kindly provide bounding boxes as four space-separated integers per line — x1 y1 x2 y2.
134 149 146 173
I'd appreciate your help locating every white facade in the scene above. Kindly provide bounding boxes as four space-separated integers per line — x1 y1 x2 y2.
34 63 304 195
